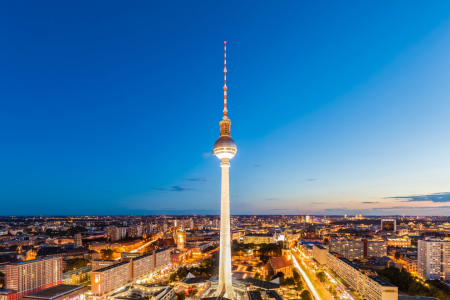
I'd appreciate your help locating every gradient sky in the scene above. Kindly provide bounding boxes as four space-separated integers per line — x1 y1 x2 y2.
1 1 450 216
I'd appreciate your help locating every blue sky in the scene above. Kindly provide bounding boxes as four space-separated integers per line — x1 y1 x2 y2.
1 1 449 216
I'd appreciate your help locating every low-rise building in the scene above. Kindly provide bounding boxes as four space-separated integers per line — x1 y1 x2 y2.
243 234 274 245
21 284 88 300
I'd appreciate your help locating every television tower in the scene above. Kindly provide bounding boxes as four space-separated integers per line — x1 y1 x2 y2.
213 41 237 299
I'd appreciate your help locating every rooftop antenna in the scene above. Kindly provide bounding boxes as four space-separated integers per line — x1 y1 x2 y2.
223 41 228 119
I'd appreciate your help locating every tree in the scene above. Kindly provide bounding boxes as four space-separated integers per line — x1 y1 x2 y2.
260 254 270 264
283 276 295 286
295 280 304 291
265 275 272 281
201 259 212 268
293 268 301 282
323 238 329 245
329 284 337 296
316 271 327 283
188 288 198 295
45 229 52 235
254 272 261 280
300 290 312 300
176 293 186 300
100 249 115 260
64 258 89 272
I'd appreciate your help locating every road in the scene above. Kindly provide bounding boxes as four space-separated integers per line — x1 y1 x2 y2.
291 248 333 300
114 238 159 260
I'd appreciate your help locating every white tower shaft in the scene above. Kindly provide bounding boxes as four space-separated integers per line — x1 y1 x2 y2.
217 159 233 298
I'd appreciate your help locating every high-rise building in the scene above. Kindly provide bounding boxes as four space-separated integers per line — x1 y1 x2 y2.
105 226 119 241
5 257 63 300
381 219 396 231
212 41 237 299
127 225 142 238
418 239 450 280
74 233 82 248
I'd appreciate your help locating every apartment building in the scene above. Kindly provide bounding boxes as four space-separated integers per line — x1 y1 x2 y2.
5 257 63 300
105 226 127 242
154 248 171 269
366 240 387 258
329 239 363 259
400 256 417 274
418 239 450 280
105 226 119 242
327 252 398 300
312 245 328 265
90 249 171 300
74 233 82 248
128 225 142 238
91 262 131 299
131 252 154 280
386 238 411 247
330 239 386 259
92 259 117 271
243 233 274 245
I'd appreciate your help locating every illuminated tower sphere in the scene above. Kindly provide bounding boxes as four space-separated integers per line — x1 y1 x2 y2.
213 41 236 299
176 227 186 251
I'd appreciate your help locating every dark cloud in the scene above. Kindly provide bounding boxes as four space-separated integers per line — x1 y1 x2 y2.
150 186 197 192
306 179 317 181
387 192 450 203
187 177 208 182
170 186 197 192
362 202 379 204
150 187 168 191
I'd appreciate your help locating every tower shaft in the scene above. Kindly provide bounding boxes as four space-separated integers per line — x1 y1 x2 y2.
217 158 233 298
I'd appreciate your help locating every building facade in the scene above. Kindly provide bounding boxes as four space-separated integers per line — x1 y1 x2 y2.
91 262 131 298
418 239 450 280
312 245 328 265
243 234 274 245
381 219 396 232
330 239 386 259
327 252 398 300
5 257 63 300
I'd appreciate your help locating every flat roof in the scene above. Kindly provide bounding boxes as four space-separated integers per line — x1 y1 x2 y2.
242 277 280 290
93 261 129 273
22 285 87 299
247 290 283 300
13 256 58 265
182 277 212 285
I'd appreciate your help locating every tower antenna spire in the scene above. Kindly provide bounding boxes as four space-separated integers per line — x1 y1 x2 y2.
223 41 228 119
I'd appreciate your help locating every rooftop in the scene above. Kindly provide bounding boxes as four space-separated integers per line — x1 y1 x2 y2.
182 277 212 285
93 261 129 273
247 290 283 300
22 284 87 299
242 277 280 290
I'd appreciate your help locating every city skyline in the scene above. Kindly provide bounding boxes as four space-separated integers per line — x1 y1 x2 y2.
1 2 450 216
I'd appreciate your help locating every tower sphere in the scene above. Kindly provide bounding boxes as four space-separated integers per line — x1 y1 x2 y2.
213 136 237 160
